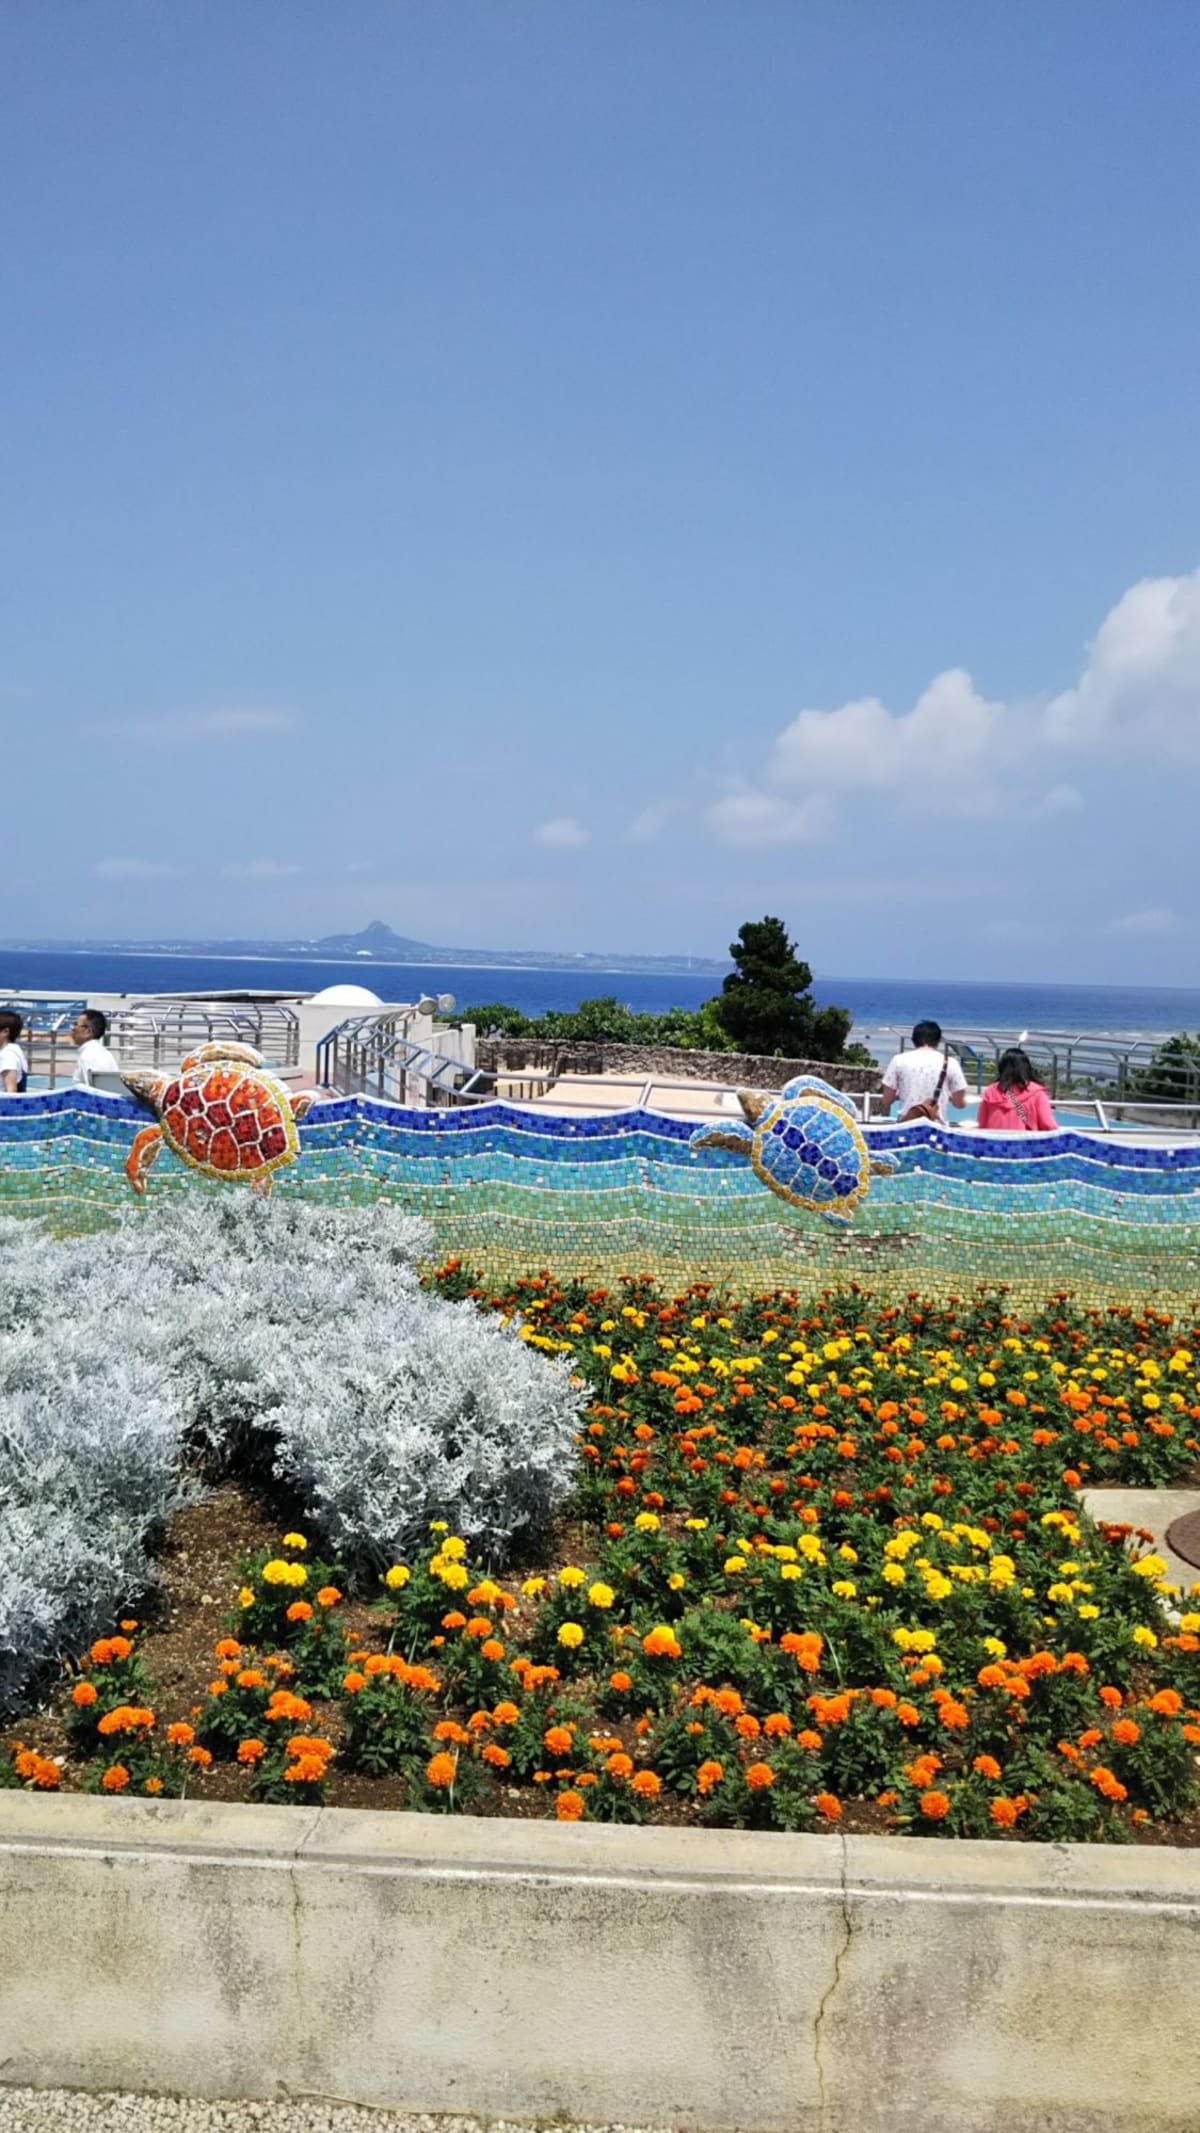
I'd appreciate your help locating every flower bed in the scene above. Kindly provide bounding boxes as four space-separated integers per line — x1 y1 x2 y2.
5 1270 1200 1841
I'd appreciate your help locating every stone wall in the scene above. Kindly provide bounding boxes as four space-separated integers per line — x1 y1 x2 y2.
475 1037 881 1093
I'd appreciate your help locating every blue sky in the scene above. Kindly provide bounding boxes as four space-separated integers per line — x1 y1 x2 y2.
3 2 1198 981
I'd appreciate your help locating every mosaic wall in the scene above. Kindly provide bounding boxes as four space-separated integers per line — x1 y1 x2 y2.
3 1087 1199 1305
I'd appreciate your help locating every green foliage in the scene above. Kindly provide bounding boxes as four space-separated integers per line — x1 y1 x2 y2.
465 917 869 1064
714 916 858 1061
1126 1033 1200 1104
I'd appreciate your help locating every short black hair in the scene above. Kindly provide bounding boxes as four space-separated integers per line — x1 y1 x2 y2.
0 1010 23 1043
912 1019 942 1049
81 1009 108 1040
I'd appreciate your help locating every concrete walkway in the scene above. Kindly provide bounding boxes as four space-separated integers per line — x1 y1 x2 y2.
1080 1487 1200 1597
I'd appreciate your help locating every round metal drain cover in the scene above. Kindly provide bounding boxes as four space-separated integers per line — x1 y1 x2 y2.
1165 1508 1200 1571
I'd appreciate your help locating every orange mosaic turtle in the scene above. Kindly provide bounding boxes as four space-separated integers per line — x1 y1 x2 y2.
123 1041 317 1195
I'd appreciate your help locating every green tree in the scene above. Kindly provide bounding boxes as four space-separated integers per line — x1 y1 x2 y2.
1126 1033 1200 1103
713 916 861 1062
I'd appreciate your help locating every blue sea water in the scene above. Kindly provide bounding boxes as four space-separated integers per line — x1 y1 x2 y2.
3 947 1200 1040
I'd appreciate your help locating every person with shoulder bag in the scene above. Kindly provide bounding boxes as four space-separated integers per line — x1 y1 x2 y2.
977 1048 1057 1131
879 1019 968 1124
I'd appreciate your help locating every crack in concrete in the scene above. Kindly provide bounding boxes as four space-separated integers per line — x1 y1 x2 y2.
811 1832 853 2125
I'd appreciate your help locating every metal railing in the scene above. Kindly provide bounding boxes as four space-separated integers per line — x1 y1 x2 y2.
317 1011 483 1107
107 1001 301 1075
867 1026 1200 1104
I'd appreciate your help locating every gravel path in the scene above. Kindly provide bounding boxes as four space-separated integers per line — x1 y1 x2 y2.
0 2096 663 2133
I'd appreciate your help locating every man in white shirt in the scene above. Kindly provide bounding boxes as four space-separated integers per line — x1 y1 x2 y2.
0 1009 29 1093
71 1008 121 1087
878 1019 968 1124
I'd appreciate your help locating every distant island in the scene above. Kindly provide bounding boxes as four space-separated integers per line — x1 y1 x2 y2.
3 919 729 977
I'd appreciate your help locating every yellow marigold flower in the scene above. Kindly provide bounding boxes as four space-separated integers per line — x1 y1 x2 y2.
385 1566 411 1591
981 1637 1007 1659
1132 1555 1167 1580
238 1588 255 1609
634 1512 661 1533
557 1622 585 1649
724 1556 747 1574
282 1532 307 1551
587 1582 615 1609
432 1560 469 1591
684 1518 709 1531
1077 1604 1100 1620
882 1563 906 1586
262 1560 291 1585
667 1572 686 1592
831 1580 858 1600
522 1576 547 1598
780 1564 802 1581
1131 1626 1158 1649
557 1566 586 1589
440 1537 467 1561
429 1520 448 1534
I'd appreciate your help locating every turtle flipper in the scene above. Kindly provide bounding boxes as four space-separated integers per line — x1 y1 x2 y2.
181 1041 264 1071
870 1155 900 1177
692 1122 754 1156
820 1209 853 1230
126 1125 162 1195
289 1090 318 1121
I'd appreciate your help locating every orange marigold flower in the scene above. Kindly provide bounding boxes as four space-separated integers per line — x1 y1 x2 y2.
426 1752 457 1788
71 1681 98 1708
1099 1685 1124 1709
734 1713 762 1740
608 1671 633 1694
237 1738 267 1764
763 1712 792 1738
213 1639 242 1660
797 1729 823 1752
544 1725 574 1757
642 1625 682 1659
481 1743 510 1768
1147 1688 1183 1717
990 1797 1019 1828
343 1671 367 1694
555 1789 586 1821
972 1754 1002 1780
316 1586 342 1608
166 1722 195 1747
433 1719 471 1744
606 1752 634 1780
937 1699 970 1731
714 1688 744 1716
187 1746 213 1768
481 1640 506 1663
745 1761 776 1791
286 1602 313 1623
492 1700 521 1725
101 1764 130 1792
919 1789 951 1821
143 1776 164 1797
813 1791 841 1822
630 1768 661 1798
1111 1718 1140 1745
236 1669 267 1690
696 1759 725 1795
870 1687 897 1710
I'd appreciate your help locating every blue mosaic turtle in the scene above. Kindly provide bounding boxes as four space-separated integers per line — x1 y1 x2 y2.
692 1074 897 1225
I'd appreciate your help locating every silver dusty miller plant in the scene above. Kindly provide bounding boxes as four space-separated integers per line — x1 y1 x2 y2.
0 1198 584 1713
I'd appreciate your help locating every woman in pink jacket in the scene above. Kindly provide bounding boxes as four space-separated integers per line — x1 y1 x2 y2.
977 1048 1057 1131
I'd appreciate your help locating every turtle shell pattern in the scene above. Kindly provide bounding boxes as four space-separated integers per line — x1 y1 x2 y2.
158 1060 300 1181
750 1089 873 1215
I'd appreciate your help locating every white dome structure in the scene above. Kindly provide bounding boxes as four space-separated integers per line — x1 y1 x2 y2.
307 983 383 1007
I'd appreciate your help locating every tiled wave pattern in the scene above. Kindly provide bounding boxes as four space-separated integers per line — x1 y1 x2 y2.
2 1091 1198 1300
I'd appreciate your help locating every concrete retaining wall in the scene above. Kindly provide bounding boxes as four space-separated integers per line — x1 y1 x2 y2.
1 1797 1197 2131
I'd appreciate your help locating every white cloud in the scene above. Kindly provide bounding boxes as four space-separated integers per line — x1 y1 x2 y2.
625 801 675 844
1108 906 1180 937
1028 783 1084 820
1046 570 1200 756
706 790 835 847
94 857 176 880
221 859 301 880
702 567 1200 850
534 816 590 849
125 705 297 744
769 669 1003 807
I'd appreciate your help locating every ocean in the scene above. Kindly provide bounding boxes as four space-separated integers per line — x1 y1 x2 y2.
2 947 1199 1042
